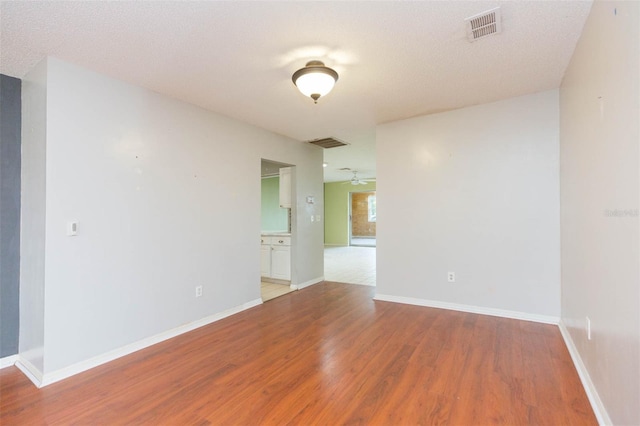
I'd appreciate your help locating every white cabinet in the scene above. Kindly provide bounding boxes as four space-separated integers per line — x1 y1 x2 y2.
261 235 291 281
279 167 292 208
271 239 291 280
260 237 272 277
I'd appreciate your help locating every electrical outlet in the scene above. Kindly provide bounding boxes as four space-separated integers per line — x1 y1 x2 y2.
447 272 455 282
195 286 203 298
586 316 591 340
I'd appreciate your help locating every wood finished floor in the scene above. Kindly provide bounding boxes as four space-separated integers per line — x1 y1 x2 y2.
0 282 596 425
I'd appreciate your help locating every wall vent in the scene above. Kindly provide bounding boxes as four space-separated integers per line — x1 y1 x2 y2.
465 7 502 42
307 137 348 149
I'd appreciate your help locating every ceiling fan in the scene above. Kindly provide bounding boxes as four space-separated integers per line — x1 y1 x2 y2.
344 171 375 185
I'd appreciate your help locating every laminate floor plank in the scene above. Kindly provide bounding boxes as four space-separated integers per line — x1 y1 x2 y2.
0 282 596 425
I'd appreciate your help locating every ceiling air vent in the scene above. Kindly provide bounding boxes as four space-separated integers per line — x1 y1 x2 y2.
307 137 348 149
465 7 502 42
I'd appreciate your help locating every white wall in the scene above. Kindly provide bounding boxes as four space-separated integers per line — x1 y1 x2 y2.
559 1 639 424
25 57 323 376
376 90 560 319
19 59 48 374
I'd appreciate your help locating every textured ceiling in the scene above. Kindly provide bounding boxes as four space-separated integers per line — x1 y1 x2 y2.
0 1 592 182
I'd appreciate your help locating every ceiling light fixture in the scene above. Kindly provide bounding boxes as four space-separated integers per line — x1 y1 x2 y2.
292 61 339 104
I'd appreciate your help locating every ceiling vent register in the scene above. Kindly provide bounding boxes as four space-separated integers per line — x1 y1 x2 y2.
307 137 348 149
465 7 502 42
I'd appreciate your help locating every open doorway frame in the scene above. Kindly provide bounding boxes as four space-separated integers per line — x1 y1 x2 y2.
260 159 296 302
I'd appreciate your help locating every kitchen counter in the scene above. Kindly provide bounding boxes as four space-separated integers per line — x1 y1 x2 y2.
261 231 291 236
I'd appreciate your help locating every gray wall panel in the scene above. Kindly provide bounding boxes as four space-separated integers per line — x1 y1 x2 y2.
0 74 21 357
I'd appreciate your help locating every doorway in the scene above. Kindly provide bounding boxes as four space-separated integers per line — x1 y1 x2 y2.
260 159 295 302
323 182 377 286
349 191 376 247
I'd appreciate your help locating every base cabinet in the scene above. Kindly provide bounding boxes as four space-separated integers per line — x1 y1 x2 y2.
260 242 272 277
271 245 291 280
261 235 291 281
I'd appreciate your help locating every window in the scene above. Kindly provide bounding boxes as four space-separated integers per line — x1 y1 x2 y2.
368 195 376 222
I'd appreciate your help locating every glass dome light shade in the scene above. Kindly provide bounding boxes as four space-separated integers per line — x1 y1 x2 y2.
292 61 339 102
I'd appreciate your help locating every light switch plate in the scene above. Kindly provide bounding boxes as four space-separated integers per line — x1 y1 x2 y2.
67 221 78 236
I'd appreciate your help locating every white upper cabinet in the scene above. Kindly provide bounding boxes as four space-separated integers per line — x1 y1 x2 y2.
279 167 292 208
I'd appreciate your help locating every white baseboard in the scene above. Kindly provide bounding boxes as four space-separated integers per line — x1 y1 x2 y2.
296 276 324 290
0 354 18 369
19 298 263 388
341 281 375 287
373 294 559 324
558 321 611 425
15 357 43 387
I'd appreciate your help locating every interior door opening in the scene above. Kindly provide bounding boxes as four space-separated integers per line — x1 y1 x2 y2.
260 159 296 302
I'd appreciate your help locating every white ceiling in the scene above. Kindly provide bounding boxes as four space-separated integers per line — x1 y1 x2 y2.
0 1 592 182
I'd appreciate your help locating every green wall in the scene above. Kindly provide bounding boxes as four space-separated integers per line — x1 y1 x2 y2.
261 176 288 231
324 181 376 246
